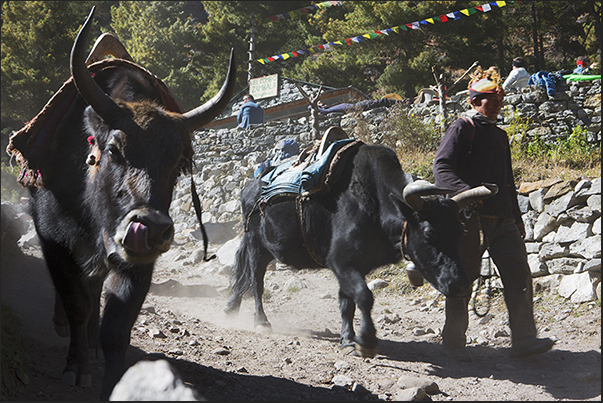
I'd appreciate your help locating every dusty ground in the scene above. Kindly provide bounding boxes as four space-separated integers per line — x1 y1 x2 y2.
1 235 601 401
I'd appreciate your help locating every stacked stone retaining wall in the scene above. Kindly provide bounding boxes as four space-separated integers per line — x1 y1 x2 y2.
166 78 601 302
172 78 600 228
3 79 599 303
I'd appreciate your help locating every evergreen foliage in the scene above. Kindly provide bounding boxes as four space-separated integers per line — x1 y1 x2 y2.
1 1 101 126
111 1 210 111
1 1 600 155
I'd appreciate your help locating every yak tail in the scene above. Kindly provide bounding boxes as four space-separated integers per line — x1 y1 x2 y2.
224 234 255 314
230 237 253 297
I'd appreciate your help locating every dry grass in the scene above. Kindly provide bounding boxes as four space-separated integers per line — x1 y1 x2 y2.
391 147 601 185
396 151 437 183
354 104 601 184
512 155 601 184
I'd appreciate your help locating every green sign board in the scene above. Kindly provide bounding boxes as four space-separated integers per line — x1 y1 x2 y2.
249 74 279 100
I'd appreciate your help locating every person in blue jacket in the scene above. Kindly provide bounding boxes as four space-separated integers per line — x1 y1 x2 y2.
573 56 599 75
237 94 264 129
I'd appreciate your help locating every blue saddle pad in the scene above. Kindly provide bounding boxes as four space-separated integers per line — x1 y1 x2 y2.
260 139 355 201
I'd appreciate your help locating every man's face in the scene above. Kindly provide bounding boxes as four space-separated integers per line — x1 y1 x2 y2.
472 93 503 120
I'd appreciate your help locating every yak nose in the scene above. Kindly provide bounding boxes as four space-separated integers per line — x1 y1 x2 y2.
122 210 174 255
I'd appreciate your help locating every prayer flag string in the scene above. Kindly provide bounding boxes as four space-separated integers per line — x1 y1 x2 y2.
257 1 515 64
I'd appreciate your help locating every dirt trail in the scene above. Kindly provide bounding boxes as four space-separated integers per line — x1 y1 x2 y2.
1 241 600 401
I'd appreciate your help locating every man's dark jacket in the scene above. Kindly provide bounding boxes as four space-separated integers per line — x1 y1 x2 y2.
433 117 522 224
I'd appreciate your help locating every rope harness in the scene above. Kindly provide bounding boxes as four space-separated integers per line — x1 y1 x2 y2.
295 195 325 267
242 194 324 267
470 213 492 318
243 139 364 268
190 173 216 262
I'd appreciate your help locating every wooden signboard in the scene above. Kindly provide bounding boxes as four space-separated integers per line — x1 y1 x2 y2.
249 74 279 100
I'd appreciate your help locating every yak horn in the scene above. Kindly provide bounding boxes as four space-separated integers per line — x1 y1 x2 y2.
71 7 123 126
451 183 499 210
403 180 454 211
182 48 237 132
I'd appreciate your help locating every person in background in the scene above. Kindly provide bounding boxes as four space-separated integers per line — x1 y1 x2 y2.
311 97 400 114
432 65 555 362
573 56 599 75
503 57 531 92
237 94 264 129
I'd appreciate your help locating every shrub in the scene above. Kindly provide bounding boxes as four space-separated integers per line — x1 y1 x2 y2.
381 104 442 154
510 121 601 182
355 103 442 181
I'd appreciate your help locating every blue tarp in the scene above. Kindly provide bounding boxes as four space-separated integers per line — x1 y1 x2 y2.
528 71 560 97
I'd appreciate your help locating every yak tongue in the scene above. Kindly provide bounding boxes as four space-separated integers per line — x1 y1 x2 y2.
123 221 150 254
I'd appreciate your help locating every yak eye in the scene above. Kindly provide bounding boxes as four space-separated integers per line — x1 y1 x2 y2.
106 143 122 160
424 225 437 241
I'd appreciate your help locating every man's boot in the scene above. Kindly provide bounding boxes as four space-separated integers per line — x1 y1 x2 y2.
505 290 555 357
442 296 473 362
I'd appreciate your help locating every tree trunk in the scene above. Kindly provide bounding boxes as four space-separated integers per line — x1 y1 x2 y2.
531 2 542 71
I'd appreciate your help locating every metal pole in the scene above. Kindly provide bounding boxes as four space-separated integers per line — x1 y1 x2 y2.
248 20 255 83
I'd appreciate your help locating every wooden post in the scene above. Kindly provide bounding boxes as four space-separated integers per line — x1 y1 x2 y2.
432 66 447 132
432 61 479 131
248 20 255 83
295 81 323 141
448 61 479 93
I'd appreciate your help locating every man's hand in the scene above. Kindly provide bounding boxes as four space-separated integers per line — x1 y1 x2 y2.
468 200 483 212
460 200 483 220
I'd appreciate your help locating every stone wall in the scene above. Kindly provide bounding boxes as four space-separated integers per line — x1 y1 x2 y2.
166 78 601 302
171 78 600 227
518 177 600 302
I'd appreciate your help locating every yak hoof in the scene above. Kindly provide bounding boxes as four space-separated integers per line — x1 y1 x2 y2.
62 371 77 386
355 343 378 358
341 344 356 356
79 373 92 388
54 323 69 337
224 306 239 316
340 342 378 358
255 323 272 334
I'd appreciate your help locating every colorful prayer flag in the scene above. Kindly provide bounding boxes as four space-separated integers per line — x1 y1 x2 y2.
256 1 517 63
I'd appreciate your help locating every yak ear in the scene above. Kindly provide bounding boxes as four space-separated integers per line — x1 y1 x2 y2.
83 106 110 139
389 192 415 221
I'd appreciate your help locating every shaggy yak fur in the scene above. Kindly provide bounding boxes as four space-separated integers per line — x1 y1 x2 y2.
7 7 235 400
225 142 496 357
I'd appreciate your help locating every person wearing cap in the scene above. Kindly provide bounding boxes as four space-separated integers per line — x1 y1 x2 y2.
432 66 555 362
573 56 599 75
503 57 530 92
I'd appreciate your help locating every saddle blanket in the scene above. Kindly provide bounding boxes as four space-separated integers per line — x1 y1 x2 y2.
260 139 355 201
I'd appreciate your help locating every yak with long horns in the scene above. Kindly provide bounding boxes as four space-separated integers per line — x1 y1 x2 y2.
6 7 236 399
